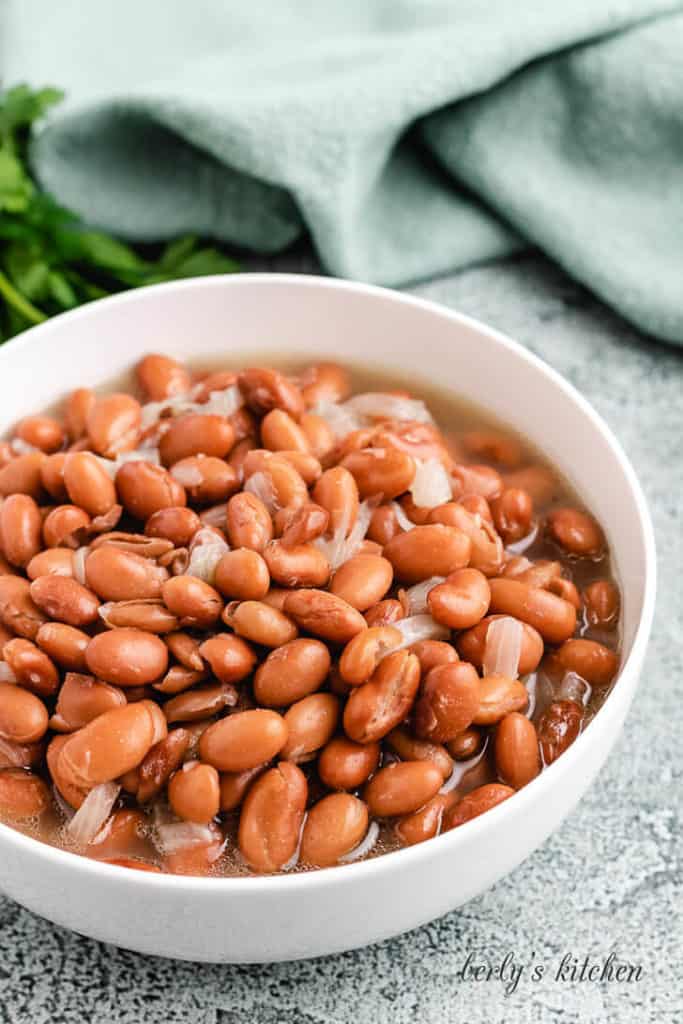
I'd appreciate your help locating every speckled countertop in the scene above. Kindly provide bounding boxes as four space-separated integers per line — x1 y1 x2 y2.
0 254 680 1024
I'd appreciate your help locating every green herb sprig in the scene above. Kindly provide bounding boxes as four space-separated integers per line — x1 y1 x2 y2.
0 84 239 342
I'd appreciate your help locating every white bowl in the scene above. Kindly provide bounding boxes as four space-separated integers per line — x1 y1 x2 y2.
0 275 655 962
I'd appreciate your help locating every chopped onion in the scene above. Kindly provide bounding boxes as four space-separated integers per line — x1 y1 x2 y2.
506 522 539 556
308 399 364 440
202 385 244 418
403 576 445 615
344 393 433 424
409 458 451 508
391 501 416 533
10 438 38 455
67 782 120 845
439 738 489 794
244 471 277 513
557 671 592 707
170 462 204 487
483 616 523 679
154 821 216 855
139 392 195 430
94 449 160 479
199 503 229 528
186 528 229 584
315 499 375 570
524 673 537 719
0 736 24 764
282 813 307 871
72 546 88 585
53 786 75 822
392 614 449 648
0 662 18 683
339 821 380 863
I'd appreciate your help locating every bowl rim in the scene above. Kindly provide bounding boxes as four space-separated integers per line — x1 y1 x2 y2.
0 273 657 893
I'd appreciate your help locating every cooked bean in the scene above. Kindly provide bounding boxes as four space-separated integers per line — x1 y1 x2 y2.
409 639 459 677
398 495 432 525
0 451 47 498
364 761 442 817
136 729 190 803
341 447 415 500
244 456 308 511
275 503 327 549
384 524 470 583
102 857 162 873
169 456 237 507
583 580 620 629
30 575 100 627
35 622 87 672
395 793 456 846
238 762 307 872
168 762 220 824
0 769 50 819
90 531 173 558
225 491 273 552
0 494 42 567
330 554 393 611
344 649 420 743
87 393 141 457
63 452 117 517
136 353 191 400
152 665 206 695
199 709 288 772
317 736 380 790
263 540 330 588
495 713 540 789
192 369 237 401
429 503 503 577
427 568 490 630
460 493 494 524
0 682 48 743
299 413 336 461
40 452 68 502
85 546 168 602
85 628 168 686
452 463 503 501
414 662 480 743
473 674 529 725
447 727 485 761
145 506 201 547
15 415 64 454
281 693 339 762
546 577 581 609
537 700 583 764
301 793 369 867
555 638 619 687
163 822 224 876
364 598 405 627
238 367 304 420
64 388 95 442
284 589 367 644
197 634 257 684
456 614 544 675
116 461 186 520
547 507 604 557
87 808 150 860
50 672 126 731
26 548 75 580
57 700 166 788
159 413 235 466
0 575 48 639
312 466 359 535
219 765 265 812
508 559 562 587
461 430 522 468
42 505 90 549
488 578 577 644
161 575 223 628
445 783 514 828
300 362 351 406
490 488 533 544
253 638 331 706
367 505 400 545
224 600 298 647
386 727 453 780
164 631 203 671
3 638 59 697
261 408 310 453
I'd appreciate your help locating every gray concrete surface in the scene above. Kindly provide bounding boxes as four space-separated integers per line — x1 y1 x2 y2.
0 253 680 1024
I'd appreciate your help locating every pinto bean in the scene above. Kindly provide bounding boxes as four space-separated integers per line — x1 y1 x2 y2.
364 598 405 627
343 649 420 743
253 638 331 706
317 736 380 791
238 367 304 421
490 488 533 544
0 682 48 743
452 463 503 501
547 507 604 557
300 362 351 406
260 408 310 453
145 506 201 548
456 614 544 676
218 765 266 812
244 455 309 511
87 808 150 861
312 467 359 535
427 568 490 630
280 693 339 762
0 769 50 819
0 451 47 498
50 672 126 732
409 639 459 677
0 494 43 568
161 575 223 628
0 575 48 639
364 761 442 817
444 783 514 829
461 430 523 468
27 548 75 580
168 762 220 824
473 675 529 725
555 638 619 687
197 634 257 684
2 638 59 697
30 575 100 627
116 461 186 520
395 792 456 846
383 524 470 583
330 554 393 611
162 822 224 876
414 662 480 743
429 503 503 577
386 727 453 780
263 540 330 588
225 492 273 552
199 709 288 772
299 413 336 461
488 578 577 644
284 589 367 645
238 762 307 872
87 393 141 457
40 452 68 502
301 793 369 867
224 600 298 647
341 447 415 500
42 505 90 549
583 579 620 630
159 414 235 466
85 628 168 686
85 546 168 602
447 727 485 761
15 415 64 454
537 700 583 764
36 622 89 671
63 452 117 517
136 353 191 400
367 505 400 545
135 729 191 803
57 700 166 788
64 388 96 442
495 712 540 789
169 456 237 507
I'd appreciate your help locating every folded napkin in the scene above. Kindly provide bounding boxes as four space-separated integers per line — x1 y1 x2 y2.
5 0 683 343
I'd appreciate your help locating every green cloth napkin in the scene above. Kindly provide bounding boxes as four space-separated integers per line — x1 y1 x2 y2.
9 0 683 343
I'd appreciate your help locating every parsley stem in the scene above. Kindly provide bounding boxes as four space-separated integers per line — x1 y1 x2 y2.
0 271 47 325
